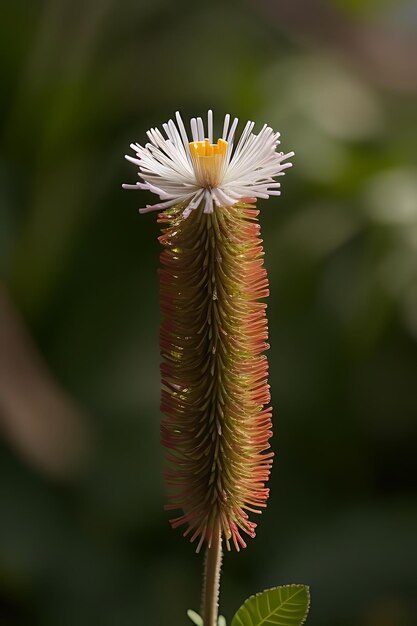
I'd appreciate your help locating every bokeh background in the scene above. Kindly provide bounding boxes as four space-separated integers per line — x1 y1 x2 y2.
1 0 417 624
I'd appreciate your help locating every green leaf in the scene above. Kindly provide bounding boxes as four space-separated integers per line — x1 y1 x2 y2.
187 610 227 625
231 585 310 626
187 609 203 626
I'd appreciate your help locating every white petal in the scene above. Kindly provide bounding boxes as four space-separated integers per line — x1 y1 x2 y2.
123 110 294 215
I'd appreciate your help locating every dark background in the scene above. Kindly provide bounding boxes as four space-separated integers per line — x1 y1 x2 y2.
1 0 417 624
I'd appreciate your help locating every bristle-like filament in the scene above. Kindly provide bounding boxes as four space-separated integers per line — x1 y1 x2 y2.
159 203 273 551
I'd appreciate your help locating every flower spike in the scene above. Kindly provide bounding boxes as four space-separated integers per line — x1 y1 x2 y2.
124 111 294 551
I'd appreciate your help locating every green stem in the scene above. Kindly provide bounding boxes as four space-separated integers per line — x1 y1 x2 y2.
201 521 222 626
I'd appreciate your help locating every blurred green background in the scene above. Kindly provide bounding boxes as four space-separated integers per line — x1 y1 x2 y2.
1 0 417 624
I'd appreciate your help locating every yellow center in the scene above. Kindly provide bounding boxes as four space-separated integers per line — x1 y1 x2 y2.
189 138 228 187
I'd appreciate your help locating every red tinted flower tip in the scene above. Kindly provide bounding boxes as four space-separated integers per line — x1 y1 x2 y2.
159 202 273 552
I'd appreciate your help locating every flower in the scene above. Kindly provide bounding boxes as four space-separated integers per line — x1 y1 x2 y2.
123 111 294 552
123 110 294 217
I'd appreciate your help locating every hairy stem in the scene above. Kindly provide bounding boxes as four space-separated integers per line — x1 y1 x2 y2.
201 520 222 626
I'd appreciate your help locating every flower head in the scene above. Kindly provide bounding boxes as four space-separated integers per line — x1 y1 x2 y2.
123 110 294 217
124 111 294 552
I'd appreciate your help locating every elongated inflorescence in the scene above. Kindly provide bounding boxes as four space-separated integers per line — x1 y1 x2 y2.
159 202 273 552
124 110 293 554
